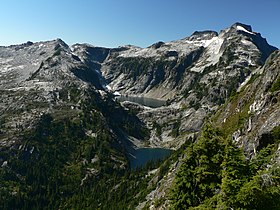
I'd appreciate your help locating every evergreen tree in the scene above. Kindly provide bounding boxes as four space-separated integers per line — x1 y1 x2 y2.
218 139 248 209
171 124 225 209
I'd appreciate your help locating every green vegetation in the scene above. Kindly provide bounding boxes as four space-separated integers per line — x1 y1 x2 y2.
0 87 156 210
189 99 201 110
169 120 181 138
153 121 162 137
171 122 280 210
112 56 176 86
171 124 226 209
171 69 280 209
172 70 280 209
270 75 280 92
212 79 255 137
0 110 124 209
223 45 238 65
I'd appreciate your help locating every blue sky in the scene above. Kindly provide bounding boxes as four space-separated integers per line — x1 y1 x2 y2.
1 0 279 48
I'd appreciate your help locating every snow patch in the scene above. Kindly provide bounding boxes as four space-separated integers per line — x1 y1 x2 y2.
237 25 255 35
1 161 8 167
185 37 217 48
118 35 219 59
202 36 219 47
30 146 35 154
241 39 252 45
102 84 112 91
113 91 121 96
237 74 252 92
190 37 224 73
105 84 112 91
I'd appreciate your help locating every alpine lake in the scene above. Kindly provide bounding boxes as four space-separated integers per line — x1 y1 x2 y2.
116 95 172 168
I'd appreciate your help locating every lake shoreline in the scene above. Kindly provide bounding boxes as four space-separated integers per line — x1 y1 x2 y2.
115 95 166 108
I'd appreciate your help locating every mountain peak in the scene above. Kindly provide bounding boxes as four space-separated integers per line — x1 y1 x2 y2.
148 41 165 49
187 30 218 42
191 30 218 37
232 22 252 31
53 38 69 49
230 22 255 35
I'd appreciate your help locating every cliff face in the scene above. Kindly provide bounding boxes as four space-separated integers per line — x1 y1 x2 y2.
215 50 280 157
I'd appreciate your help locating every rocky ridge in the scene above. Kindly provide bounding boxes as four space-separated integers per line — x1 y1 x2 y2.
0 39 104 148
101 23 276 99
